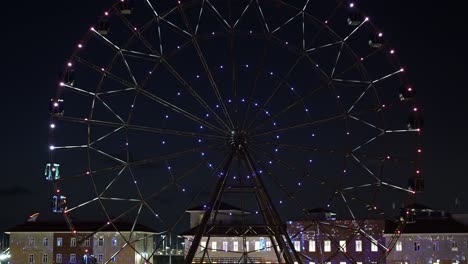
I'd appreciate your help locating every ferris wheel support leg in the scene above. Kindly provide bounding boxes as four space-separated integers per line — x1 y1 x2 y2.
244 150 302 264
184 152 235 264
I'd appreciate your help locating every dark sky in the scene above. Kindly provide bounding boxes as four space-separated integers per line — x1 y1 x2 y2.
1 0 467 233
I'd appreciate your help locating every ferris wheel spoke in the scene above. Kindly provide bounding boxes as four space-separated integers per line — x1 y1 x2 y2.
252 114 346 138
138 88 227 135
59 82 95 96
60 142 223 181
95 96 126 123
57 115 226 139
306 40 342 53
65 197 99 213
73 55 135 88
205 0 232 30
330 42 345 78
98 166 127 197
89 146 126 164
233 0 255 28
352 132 384 153
271 11 302 34
348 115 384 132
350 154 381 182
246 54 305 131
254 0 271 33
178 7 235 130
114 8 231 132
346 83 373 113
143 0 192 38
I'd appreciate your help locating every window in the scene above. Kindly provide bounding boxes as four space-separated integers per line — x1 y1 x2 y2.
266 240 271 252
71 237 77 247
43 238 49 247
356 262 363 264
340 262 346 264
233 241 239 251
255 241 261 251
70 254 76 263
309 262 316 264
396 241 402 251
29 254 34 264
414 241 420 251
111 257 117 262
433 241 439 251
42 254 48 263
339 240 346 252
112 237 117 246
98 237 104 247
371 242 378 252
57 237 63 247
29 238 35 247
56 254 62 263
294 240 301 252
84 238 90 247
98 254 103 263
246 241 249 252
309 240 316 252
355 240 362 252
200 241 206 251
223 241 228 252
451 241 458 251
324 240 331 252
211 241 217 252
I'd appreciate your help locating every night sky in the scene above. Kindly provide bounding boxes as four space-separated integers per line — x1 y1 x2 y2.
1 0 468 234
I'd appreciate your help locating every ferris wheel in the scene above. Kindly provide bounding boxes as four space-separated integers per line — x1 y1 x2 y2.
46 0 423 263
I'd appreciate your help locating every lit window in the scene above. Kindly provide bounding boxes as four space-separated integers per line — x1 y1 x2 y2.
396 241 402 251
43 238 49 247
71 237 77 247
233 241 239 251
357 262 363 264
98 238 104 247
324 240 331 252
112 237 117 246
266 240 271 252
433 241 439 251
200 241 206 252
309 262 316 264
355 240 362 252
29 238 35 247
294 240 301 252
111 256 117 262
223 241 228 252
451 241 458 251
98 254 103 263
340 262 346 264
70 254 76 263
255 241 261 251
211 241 217 252
371 242 378 252
56 254 62 263
84 238 90 247
57 237 63 247
339 240 346 252
246 241 250 252
29 254 34 264
414 241 420 251
43 254 48 263
309 240 316 252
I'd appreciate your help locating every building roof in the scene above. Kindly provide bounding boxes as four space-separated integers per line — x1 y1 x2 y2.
385 217 468 234
180 224 283 237
6 221 158 233
186 202 249 213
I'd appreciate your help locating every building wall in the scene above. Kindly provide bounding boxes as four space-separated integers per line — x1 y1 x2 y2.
184 236 278 263
385 233 468 264
53 232 93 263
9 232 53 264
288 220 387 264
92 232 154 264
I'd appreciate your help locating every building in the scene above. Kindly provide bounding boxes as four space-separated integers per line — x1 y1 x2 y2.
385 204 468 264
182 205 393 263
6 221 157 264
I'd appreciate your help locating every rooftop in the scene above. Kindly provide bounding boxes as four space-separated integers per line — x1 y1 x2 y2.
6 221 158 233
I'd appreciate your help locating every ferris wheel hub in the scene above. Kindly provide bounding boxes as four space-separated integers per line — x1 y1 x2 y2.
230 130 249 150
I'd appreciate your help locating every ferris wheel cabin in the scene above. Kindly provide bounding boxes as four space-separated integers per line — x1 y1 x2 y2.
118 0 133 15
51 195 67 213
369 33 384 48
96 19 110 35
399 87 416 101
49 99 64 116
407 113 424 130
45 163 60 181
347 11 364 26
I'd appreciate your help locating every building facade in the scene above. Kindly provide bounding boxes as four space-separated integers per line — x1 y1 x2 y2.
6 221 156 264
385 205 468 264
